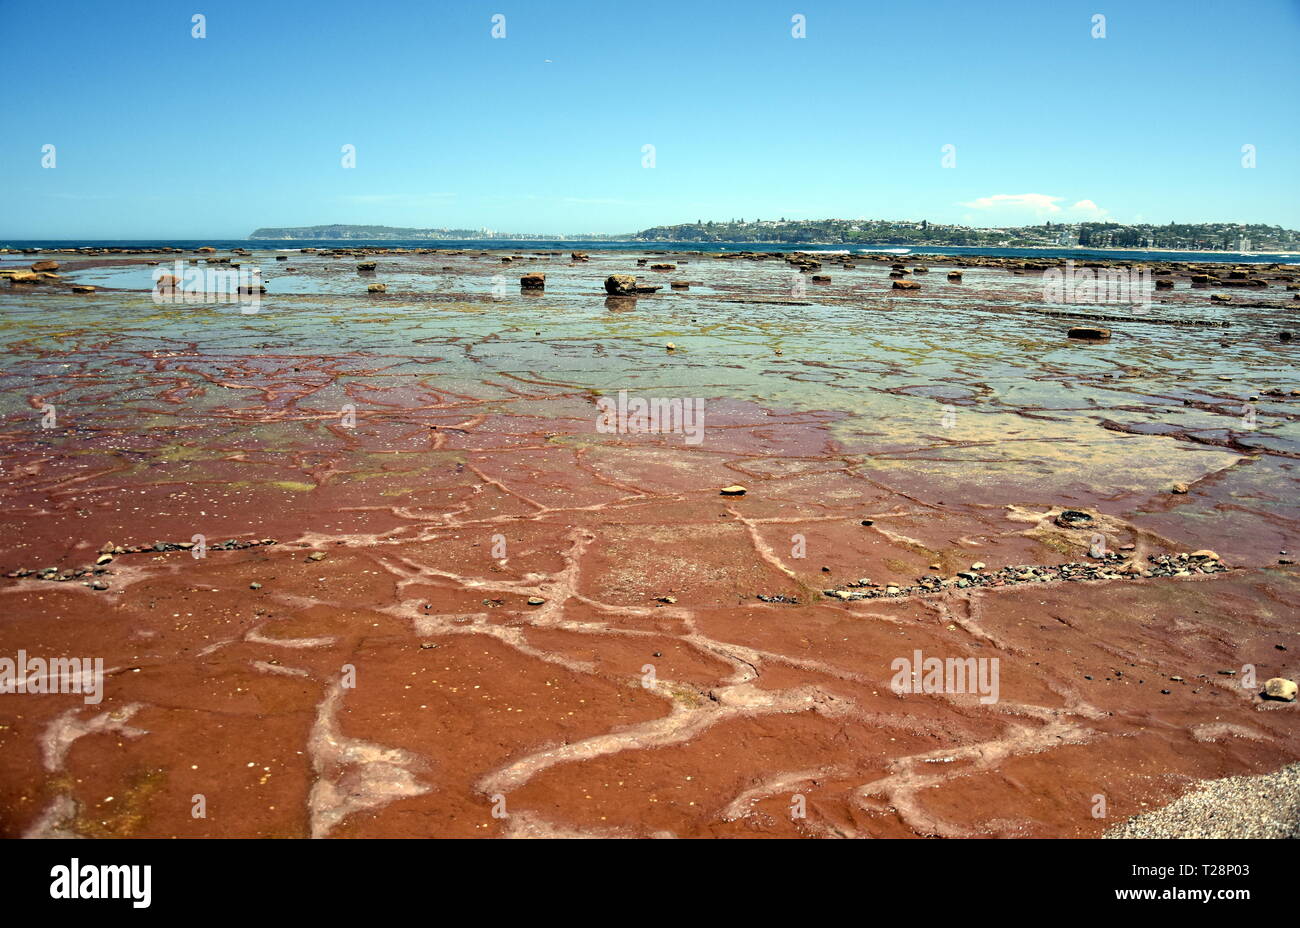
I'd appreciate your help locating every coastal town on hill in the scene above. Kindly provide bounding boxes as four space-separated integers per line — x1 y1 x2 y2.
249 219 1300 252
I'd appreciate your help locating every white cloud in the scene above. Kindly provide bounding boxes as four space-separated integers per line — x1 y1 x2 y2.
960 193 1108 220
1068 199 1107 217
960 193 1064 213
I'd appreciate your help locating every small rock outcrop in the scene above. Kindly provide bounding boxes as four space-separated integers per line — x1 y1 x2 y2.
1068 326 1111 340
605 275 637 295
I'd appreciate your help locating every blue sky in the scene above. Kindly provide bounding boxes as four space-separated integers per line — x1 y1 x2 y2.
2 0 1297 238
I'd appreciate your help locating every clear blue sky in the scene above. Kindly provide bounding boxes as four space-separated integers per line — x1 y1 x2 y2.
2 0 1297 238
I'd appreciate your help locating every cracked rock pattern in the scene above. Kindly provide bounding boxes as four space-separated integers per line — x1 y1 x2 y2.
0 248 1297 837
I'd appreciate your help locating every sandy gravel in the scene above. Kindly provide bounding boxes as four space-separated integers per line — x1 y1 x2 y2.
1105 763 1300 838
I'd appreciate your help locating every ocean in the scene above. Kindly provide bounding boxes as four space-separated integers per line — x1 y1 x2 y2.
3 239 1298 265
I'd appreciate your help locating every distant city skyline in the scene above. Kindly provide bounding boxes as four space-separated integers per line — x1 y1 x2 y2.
3 0 1297 238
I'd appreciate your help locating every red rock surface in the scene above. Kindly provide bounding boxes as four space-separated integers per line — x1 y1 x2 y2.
1 248 1296 837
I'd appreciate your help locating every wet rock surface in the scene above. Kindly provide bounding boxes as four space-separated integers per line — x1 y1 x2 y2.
0 246 1297 838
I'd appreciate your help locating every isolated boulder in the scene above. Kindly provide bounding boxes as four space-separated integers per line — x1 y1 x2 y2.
1068 326 1111 340
1054 509 1094 528
1066 324 1107 340
605 274 638 295
1263 678 1297 701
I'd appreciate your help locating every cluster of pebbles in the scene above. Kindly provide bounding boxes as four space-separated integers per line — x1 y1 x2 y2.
3 538 276 590
823 550 1227 602
5 565 113 590
1105 763 1300 839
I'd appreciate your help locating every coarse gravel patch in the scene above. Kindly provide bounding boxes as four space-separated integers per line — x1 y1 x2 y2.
1105 763 1300 839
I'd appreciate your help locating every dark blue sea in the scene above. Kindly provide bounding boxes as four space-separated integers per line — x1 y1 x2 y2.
4 239 1298 265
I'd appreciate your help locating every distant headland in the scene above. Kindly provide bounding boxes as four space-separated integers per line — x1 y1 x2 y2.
249 224 626 242
251 219 1300 252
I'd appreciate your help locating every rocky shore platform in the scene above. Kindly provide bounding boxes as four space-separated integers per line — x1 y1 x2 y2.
0 246 1295 837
